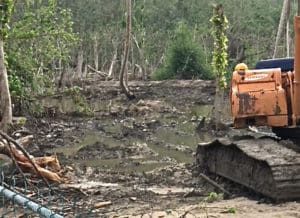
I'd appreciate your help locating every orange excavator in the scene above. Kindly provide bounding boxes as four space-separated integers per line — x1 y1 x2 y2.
196 2 300 200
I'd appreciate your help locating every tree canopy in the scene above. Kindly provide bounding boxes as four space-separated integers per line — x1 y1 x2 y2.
2 0 294 98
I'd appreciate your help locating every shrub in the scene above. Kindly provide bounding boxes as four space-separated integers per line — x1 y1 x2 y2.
152 22 212 80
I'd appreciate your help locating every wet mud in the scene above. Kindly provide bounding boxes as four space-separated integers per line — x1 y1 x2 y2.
17 80 300 217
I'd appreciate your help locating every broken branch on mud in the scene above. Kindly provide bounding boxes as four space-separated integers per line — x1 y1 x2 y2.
0 130 63 184
199 173 230 197
87 65 108 77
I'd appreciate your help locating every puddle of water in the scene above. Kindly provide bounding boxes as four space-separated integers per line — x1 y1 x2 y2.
154 117 213 149
128 138 194 164
78 137 194 171
148 142 193 163
155 128 198 148
49 102 215 172
53 119 211 171
78 157 169 173
52 131 121 156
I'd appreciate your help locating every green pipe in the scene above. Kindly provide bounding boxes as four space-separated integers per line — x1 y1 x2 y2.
0 185 64 218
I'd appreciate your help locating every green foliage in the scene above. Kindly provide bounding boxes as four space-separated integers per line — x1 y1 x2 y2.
225 206 237 214
1 0 288 103
8 73 24 98
6 52 35 97
54 0 284 84
152 22 212 80
0 0 14 39
210 4 229 89
164 209 172 215
204 192 223 203
6 0 77 99
65 86 93 116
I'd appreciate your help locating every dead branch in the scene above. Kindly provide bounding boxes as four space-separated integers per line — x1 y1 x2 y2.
0 130 61 185
0 138 29 184
9 145 62 182
131 34 148 80
87 65 108 77
35 155 61 172
107 41 118 80
17 161 62 182
199 173 230 197
93 201 112 209
0 131 42 177
134 64 143 79
16 135 34 147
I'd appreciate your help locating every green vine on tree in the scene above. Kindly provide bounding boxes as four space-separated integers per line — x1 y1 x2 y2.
210 4 228 89
0 0 14 39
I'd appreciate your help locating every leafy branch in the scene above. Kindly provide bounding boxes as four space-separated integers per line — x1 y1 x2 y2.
210 4 228 89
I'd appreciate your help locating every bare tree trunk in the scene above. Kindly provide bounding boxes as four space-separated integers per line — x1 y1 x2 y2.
57 61 65 91
286 1 291 57
74 47 84 81
93 35 99 71
131 40 135 80
212 85 225 130
134 64 143 79
107 41 117 80
119 0 135 100
83 63 88 79
0 39 12 132
286 21 290 57
273 0 291 58
132 35 148 80
125 66 129 87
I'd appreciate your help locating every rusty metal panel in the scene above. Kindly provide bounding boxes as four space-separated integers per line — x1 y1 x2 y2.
238 82 275 92
232 90 287 117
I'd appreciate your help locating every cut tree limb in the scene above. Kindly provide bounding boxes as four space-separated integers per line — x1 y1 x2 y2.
87 65 108 77
3 139 29 184
199 173 230 197
16 135 34 147
0 131 62 184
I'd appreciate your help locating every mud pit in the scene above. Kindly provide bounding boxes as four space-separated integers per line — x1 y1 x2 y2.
20 80 300 217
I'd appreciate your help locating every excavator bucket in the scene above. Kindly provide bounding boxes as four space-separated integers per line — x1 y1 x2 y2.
196 137 300 200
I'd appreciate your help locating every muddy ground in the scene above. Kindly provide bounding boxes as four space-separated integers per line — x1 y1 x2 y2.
6 80 300 217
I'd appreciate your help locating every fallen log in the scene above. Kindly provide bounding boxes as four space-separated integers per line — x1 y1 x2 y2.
94 201 112 209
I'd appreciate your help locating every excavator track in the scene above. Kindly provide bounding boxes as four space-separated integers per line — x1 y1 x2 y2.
196 137 300 200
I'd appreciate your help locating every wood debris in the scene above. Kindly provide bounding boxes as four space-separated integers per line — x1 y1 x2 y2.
0 130 64 183
93 201 112 209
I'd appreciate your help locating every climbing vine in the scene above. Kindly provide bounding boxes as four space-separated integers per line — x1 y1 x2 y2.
0 0 14 39
210 4 228 89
